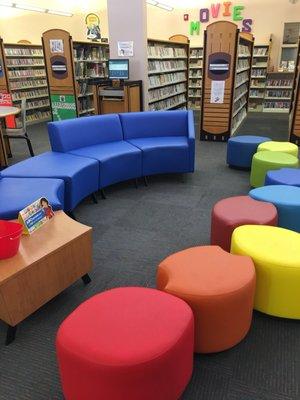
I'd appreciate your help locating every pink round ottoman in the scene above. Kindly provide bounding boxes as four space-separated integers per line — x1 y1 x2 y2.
211 195 278 252
56 287 194 400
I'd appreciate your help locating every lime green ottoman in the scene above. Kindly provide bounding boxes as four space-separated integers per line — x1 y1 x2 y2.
257 141 299 158
250 151 299 188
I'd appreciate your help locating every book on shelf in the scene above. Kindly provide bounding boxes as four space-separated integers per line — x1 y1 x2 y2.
148 93 186 111
266 89 292 98
237 59 250 70
147 44 187 58
264 101 290 109
253 47 268 56
12 88 49 101
148 71 186 88
266 78 293 87
238 44 251 56
73 46 108 61
5 47 43 57
148 59 187 74
149 82 186 103
236 71 249 86
190 48 203 58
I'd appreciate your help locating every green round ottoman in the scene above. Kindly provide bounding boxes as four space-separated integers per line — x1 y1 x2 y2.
250 151 299 188
257 141 299 158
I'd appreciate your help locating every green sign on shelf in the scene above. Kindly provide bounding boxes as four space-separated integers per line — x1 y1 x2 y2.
51 94 77 121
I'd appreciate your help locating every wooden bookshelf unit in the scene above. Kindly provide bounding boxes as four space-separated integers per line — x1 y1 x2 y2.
147 37 189 111
249 36 272 112
0 39 51 126
42 29 109 120
189 47 203 110
289 40 300 144
200 21 254 141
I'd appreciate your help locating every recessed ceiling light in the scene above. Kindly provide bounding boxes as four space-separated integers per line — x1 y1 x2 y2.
46 9 73 17
14 3 45 12
146 0 158 5
157 3 173 11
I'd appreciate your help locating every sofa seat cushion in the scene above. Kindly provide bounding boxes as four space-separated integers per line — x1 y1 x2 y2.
0 177 64 220
127 136 190 176
1 152 99 211
69 141 142 189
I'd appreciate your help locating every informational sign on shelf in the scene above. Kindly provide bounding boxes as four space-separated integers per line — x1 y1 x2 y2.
18 197 54 235
117 41 134 57
0 91 16 128
51 94 77 121
210 80 225 104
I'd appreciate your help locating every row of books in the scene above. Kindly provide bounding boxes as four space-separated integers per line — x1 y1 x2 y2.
238 44 251 56
232 107 247 132
189 69 202 78
251 79 265 88
188 99 201 109
263 101 290 109
78 97 95 113
147 45 187 58
190 48 203 58
189 89 201 97
253 47 268 56
149 83 186 103
252 61 268 67
251 68 266 77
76 81 94 96
12 88 49 101
189 79 201 88
75 62 107 78
190 60 202 68
7 58 45 67
233 95 247 115
237 59 250 70
8 69 45 78
235 83 248 99
279 61 295 72
250 89 264 98
249 102 263 111
148 60 187 73
236 71 249 86
266 90 292 98
266 79 293 87
5 48 43 57
26 99 50 109
148 93 186 111
73 46 108 61
148 71 186 88
10 79 47 90
16 110 51 127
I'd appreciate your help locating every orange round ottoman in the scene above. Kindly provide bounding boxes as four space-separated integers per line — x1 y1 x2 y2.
157 246 256 353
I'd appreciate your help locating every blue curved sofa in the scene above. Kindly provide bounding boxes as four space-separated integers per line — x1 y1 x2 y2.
1 110 195 219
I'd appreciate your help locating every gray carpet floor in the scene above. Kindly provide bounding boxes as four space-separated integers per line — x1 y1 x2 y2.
1 112 299 400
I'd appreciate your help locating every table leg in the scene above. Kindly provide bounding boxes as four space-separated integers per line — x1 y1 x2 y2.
5 325 17 345
0 119 8 168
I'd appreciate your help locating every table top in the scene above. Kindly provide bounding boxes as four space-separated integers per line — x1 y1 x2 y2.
0 211 92 284
0 106 20 118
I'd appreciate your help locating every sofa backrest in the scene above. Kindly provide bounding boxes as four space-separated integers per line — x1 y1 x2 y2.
119 111 189 140
48 114 123 152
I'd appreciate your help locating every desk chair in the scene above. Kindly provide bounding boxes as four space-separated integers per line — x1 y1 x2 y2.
4 98 35 157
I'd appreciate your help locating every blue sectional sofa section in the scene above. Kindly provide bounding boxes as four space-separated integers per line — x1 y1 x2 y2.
48 114 143 189
2 151 99 211
0 175 64 219
119 111 195 176
0 111 195 220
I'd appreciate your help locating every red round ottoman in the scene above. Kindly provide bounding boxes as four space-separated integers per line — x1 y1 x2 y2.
56 287 194 400
211 195 278 252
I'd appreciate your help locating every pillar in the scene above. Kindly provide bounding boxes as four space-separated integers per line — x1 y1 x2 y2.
107 0 148 109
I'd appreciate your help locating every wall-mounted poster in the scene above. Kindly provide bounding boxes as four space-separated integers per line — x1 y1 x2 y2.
50 39 64 54
51 94 77 121
117 41 134 57
86 13 101 41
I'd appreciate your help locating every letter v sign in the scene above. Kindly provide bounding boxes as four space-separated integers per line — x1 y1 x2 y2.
211 3 221 18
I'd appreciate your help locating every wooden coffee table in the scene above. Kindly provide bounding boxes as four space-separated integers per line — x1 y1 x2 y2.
0 211 93 345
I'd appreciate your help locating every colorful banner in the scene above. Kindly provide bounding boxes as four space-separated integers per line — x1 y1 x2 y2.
51 94 77 121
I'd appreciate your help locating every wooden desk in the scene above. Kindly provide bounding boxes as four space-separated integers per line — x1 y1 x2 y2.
0 211 93 345
0 106 20 168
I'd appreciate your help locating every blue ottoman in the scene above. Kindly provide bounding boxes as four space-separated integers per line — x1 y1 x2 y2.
249 185 300 233
265 168 300 187
227 135 271 169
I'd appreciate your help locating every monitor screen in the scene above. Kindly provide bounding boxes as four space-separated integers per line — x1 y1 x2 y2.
108 59 129 80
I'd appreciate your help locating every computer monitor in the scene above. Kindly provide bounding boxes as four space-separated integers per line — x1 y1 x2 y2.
108 59 129 80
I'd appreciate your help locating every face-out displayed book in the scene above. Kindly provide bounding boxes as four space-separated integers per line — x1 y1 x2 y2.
18 197 54 235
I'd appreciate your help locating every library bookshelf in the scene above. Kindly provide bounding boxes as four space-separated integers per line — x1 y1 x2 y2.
200 21 254 141
147 36 189 111
42 29 109 120
289 40 300 144
189 47 203 110
0 39 51 126
249 37 272 112
263 71 295 113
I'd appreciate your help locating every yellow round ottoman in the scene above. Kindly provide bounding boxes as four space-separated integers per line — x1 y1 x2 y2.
257 141 299 158
231 225 300 319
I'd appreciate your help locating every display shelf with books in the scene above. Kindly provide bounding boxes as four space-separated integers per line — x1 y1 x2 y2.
42 29 109 120
2 42 51 125
289 39 300 144
262 72 294 113
188 47 203 110
249 39 272 112
201 22 254 141
147 37 189 111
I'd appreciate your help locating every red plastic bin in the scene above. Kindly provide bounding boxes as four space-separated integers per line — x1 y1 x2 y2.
0 220 23 259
